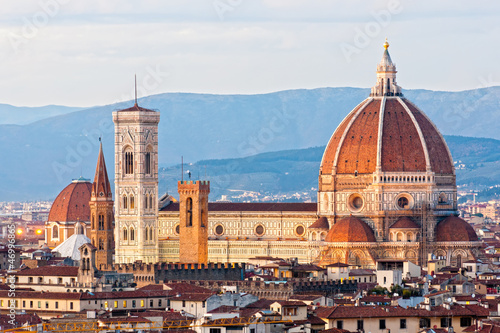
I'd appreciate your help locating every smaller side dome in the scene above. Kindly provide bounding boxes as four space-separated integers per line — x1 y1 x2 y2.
390 217 419 229
309 217 329 229
435 216 478 242
325 216 376 243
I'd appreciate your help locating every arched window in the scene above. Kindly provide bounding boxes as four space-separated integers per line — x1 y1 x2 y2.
186 197 193 227
125 150 134 174
52 225 59 238
91 215 95 229
98 214 104 230
123 196 128 209
123 228 128 241
149 227 153 241
145 152 151 175
130 195 135 209
144 195 148 210
130 227 135 241
99 238 104 250
145 227 149 241
397 232 403 242
149 195 153 211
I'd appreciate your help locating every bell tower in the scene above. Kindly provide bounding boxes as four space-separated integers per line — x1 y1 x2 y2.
113 101 160 264
89 141 114 269
178 180 210 264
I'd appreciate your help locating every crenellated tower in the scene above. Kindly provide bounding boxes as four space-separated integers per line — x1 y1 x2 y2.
178 180 210 264
113 102 160 264
89 141 114 269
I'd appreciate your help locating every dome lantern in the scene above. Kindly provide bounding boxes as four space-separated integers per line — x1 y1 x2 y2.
370 38 402 97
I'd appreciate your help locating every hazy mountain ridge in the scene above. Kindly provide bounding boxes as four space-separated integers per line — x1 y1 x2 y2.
0 104 84 125
2 86 500 201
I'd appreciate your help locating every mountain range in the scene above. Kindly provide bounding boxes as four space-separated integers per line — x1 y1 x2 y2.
2 86 500 201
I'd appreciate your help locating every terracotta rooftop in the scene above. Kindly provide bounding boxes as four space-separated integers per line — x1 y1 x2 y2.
435 216 479 242
15 265 79 277
118 103 156 112
325 216 376 243
320 97 454 175
390 216 419 229
309 217 329 229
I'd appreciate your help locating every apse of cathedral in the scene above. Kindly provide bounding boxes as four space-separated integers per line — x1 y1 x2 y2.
46 40 481 269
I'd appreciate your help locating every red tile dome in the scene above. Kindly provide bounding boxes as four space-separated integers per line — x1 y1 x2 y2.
309 216 330 229
319 98 454 176
435 215 478 242
325 216 376 242
48 178 92 222
390 217 419 229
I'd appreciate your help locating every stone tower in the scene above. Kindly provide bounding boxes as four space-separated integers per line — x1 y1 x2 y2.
178 180 210 264
89 141 114 269
113 102 160 264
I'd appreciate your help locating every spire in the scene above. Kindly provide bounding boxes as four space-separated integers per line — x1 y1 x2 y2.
370 38 402 97
92 141 112 200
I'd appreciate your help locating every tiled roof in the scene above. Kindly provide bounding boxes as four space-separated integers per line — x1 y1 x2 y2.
0 313 42 330
207 305 238 314
15 265 79 277
272 301 307 307
435 216 479 242
245 299 275 309
118 104 156 112
292 264 325 272
325 263 349 268
309 217 329 229
325 216 376 243
320 98 453 175
160 202 317 212
48 181 92 222
390 216 419 229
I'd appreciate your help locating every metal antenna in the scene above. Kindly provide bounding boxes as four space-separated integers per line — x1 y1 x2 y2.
134 74 138 106
181 156 183 182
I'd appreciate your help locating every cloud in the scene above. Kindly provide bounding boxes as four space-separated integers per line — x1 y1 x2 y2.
0 1 499 106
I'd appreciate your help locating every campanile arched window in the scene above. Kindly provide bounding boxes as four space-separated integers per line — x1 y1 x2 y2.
124 148 134 175
130 195 135 209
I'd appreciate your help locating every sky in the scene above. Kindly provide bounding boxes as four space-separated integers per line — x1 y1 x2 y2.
0 1 499 107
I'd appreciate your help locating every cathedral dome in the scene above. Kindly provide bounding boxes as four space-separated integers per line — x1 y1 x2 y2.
48 177 92 222
325 216 376 242
319 42 454 177
435 215 478 242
